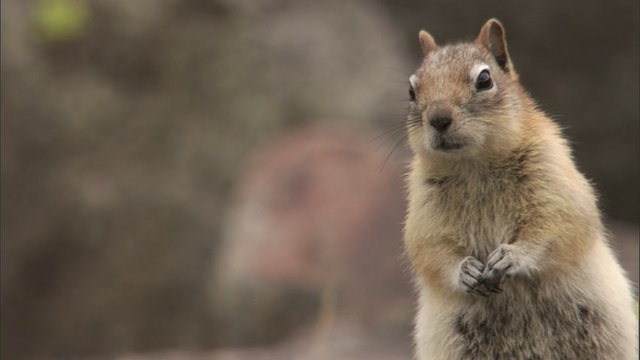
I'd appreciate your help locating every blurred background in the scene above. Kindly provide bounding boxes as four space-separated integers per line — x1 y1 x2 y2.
1 0 638 359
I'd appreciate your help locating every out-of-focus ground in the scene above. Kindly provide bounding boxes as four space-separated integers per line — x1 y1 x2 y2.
1 1 638 359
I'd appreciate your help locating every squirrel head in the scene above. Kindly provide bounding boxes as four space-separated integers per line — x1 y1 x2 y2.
407 19 526 159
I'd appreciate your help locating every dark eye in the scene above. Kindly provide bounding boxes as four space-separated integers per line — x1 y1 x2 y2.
409 85 416 101
476 69 493 91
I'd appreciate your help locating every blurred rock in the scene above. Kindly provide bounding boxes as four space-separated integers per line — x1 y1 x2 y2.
211 125 413 352
36 125 415 359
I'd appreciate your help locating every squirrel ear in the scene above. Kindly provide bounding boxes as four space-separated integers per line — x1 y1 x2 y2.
477 19 512 73
419 30 437 56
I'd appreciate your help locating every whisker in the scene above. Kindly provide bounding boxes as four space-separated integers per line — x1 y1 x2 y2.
369 124 409 144
374 131 406 152
377 135 408 172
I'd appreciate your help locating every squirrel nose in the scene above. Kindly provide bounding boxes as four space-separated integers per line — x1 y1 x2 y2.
427 105 454 131
429 115 452 131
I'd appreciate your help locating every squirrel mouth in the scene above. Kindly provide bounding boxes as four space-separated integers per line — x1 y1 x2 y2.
433 135 466 151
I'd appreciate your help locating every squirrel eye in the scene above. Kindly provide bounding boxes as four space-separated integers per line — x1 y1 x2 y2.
476 69 493 91
409 85 416 101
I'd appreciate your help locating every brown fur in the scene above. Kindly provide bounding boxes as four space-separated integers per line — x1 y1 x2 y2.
403 19 637 359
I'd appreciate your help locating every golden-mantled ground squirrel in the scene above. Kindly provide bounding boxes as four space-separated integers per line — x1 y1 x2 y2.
403 18 637 359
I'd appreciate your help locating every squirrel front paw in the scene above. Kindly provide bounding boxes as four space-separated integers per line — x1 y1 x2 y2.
459 256 502 297
479 244 517 290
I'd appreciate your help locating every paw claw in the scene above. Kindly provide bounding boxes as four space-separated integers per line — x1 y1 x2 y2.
459 256 500 297
459 251 515 297
485 247 506 271
481 244 517 290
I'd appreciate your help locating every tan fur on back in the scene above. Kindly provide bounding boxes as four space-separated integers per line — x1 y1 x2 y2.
403 19 637 360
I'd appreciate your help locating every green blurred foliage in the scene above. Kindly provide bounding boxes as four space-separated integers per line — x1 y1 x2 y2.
31 0 91 43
